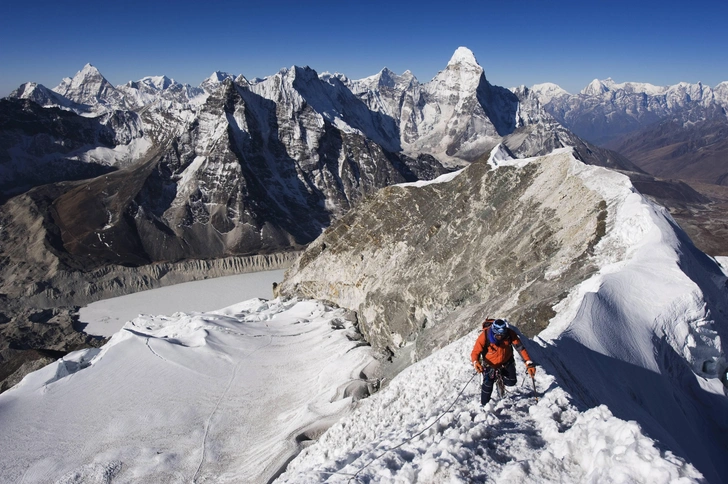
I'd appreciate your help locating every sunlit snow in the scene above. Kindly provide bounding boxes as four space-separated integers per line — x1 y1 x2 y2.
0 298 374 483
1 148 727 483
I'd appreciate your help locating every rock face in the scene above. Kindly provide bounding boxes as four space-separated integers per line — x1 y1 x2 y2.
3 49 642 269
0 99 137 199
280 147 609 362
44 78 447 266
2 49 724 387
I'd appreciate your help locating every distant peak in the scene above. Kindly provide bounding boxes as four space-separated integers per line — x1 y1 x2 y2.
581 78 611 96
208 71 233 83
447 47 479 68
77 64 103 78
140 75 174 90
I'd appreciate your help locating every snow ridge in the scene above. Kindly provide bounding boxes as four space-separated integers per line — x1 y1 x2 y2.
278 147 728 483
277 328 703 483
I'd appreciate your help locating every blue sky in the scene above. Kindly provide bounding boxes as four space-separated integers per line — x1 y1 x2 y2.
1 0 726 97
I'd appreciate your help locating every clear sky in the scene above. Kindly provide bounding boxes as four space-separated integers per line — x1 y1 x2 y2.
1 0 726 97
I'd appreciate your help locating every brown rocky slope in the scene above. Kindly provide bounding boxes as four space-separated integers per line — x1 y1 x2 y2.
279 148 612 365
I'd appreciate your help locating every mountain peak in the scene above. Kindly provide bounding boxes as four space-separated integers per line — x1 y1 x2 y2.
207 71 233 84
137 75 174 90
447 47 479 68
581 78 611 96
51 63 117 107
531 82 571 104
65 64 104 85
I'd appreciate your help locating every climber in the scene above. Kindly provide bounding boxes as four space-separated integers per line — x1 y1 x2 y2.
470 318 536 406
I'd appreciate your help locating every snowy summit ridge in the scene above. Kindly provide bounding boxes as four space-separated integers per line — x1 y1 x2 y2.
447 46 480 68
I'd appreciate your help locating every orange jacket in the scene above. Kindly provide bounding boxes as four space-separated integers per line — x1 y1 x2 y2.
471 328 531 368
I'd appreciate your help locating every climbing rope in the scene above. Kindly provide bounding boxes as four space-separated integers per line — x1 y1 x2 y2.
338 369 480 483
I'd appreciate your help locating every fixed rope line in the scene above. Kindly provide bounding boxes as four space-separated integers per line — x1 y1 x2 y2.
339 370 479 483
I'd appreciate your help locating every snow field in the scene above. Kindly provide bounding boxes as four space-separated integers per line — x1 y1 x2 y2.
79 270 285 337
0 298 374 484
276 330 702 483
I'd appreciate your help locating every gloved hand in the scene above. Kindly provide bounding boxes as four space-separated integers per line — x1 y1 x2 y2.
473 360 484 373
526 361 536 377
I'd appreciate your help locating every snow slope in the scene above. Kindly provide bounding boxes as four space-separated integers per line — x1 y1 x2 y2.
277 334 702 483
276 150 728 483
0 299 374 484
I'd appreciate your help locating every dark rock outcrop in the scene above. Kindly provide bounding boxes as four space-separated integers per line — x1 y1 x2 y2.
0 99 123 199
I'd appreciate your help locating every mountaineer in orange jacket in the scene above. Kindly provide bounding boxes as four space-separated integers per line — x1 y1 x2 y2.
470 318 536 406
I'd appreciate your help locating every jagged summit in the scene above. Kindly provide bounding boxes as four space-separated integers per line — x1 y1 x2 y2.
139 75 174 90
78 63 102 78
447 46 479 68
200 71 235 93
54 64 105 91
207 71 233 83
435 46 485 91
581 78 612 96
51 63 122 108
530 82 571 105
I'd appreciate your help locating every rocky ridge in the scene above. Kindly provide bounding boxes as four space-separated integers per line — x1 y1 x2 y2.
280 147 611 365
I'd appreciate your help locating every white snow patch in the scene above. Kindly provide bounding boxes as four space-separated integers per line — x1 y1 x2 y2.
396 168 465 188
277 330 702 483
448 46 480 68
0 298 374 484
79 270 285 337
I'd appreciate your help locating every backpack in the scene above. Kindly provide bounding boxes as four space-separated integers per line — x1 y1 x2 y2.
482 318 496 330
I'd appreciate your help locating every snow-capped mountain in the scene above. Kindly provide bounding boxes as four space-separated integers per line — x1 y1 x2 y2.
117 75 205 111
4 46 635 273
348 48 561 164
199 70 235 94
52 64 125 111
530 82 570 105
538 77 728 145
536 77 728 190
0 47 721 410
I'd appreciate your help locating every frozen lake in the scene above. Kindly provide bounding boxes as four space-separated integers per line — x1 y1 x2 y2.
79 270 285 337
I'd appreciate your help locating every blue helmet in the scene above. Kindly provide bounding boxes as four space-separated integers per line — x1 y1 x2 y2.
492 319 508 335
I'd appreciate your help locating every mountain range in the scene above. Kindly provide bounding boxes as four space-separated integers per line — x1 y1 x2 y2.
1 46 726 409
1 46 727 482
533 77 728 185
1 147 726 483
